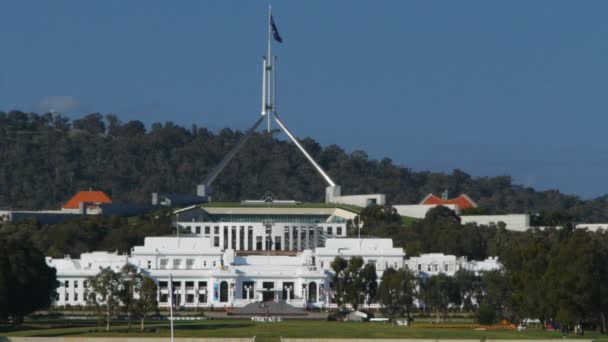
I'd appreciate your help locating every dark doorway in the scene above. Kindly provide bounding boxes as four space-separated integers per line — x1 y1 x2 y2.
262 291 275 302
219 281 228 302
309 282 317 303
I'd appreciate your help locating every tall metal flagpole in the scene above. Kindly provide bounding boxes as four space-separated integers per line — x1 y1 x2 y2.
266 4 272 133
169 274 174 342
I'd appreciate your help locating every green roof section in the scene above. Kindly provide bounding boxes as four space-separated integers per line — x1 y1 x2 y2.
200 202 363 214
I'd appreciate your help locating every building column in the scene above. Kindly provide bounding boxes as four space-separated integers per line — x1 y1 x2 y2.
228 227 233 250
316 283 320 304
181 280 186 305
261 233 266 251
289 226 294 250
313 225 319 249
305 227 310 249
244 228 248 251
236 227 241 251
282 233 287 251
297 227 302 250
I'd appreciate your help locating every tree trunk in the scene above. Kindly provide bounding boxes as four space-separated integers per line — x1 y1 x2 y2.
127 312 131 332
140 317 145 332
106 303 110 331
601 312 606 334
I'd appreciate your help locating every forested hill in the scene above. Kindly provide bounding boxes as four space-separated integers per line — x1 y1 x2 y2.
1 111 606 221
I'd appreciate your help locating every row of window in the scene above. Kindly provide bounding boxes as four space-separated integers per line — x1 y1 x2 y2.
159 259 217 270
180 225 345 236
63 280 87 288
410 263 454 272
57 292 80 302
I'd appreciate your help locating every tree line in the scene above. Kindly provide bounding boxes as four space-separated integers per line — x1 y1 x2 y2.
345 205 608 333
1 110 607 222
1 206 608 333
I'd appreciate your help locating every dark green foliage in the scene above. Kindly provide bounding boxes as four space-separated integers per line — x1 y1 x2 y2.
87 267 122 331
134 277 158 332
420 273 461 321
0 234 58 325
476 301 498 325
368 206 506 260
330 256 348 308
377 268 417 321
454 270 483 311
0 111 606 222
0 213 172 258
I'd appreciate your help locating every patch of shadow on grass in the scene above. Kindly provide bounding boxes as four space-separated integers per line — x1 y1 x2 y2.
31 331 89 337
174 323 254 331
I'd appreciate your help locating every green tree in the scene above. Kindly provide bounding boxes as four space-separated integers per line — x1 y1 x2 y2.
420 274 460 322
133 277 158 332
330 256 348 309
479 270 510 321
377 268 417 322
119 264 142 332
87 267 122 331
476 301 497 325
362 263 378 305
0 236 57 326
454 269 482 311
344 256 365 310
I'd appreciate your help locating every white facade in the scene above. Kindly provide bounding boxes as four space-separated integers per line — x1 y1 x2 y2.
314 238 405 275
393 204 460 219
460 214 531 231
575 223 608 232
405 253 501 278
47 236 501 309
174 206 351 252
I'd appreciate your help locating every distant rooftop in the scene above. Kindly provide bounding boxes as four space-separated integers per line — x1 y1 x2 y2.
63 190 112 209
420 193 477 210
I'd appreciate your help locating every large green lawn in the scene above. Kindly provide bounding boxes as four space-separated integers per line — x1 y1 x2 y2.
1 320 604 342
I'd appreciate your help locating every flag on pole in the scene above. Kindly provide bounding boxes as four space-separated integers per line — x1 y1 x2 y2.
271 15 283 43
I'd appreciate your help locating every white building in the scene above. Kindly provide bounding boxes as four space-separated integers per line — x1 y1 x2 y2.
405 253 501 278
47 233 501 309
173 204 355 252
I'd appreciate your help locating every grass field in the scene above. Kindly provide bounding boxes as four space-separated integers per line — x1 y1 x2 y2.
1 320 605 342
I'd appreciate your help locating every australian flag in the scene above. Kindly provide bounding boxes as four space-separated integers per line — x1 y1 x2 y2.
271 15 283 43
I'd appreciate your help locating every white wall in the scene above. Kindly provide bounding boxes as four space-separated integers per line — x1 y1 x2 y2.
575 223 608 232
460 214 531 231
393 204 459 219
331 194 386 207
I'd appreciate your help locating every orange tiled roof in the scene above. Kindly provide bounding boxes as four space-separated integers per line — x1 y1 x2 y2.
420 193 477 210
63 191 112 209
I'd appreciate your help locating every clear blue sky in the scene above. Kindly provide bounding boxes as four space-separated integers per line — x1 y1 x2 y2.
1 1 607 198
